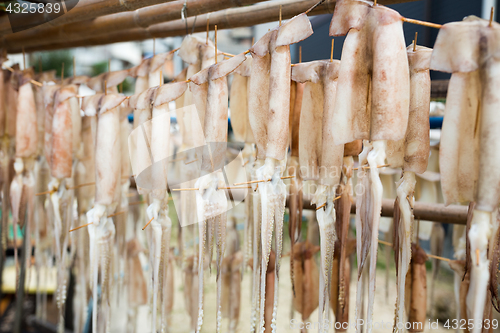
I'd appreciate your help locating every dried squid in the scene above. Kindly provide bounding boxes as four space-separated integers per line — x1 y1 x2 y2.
47 83 78 333
333 156 357 330
148 51 174 88
386 43 432 330
330 1 410 331
249 13 313 332
84 92 126 333
177 36 220 330
430 16 500 333
10 68 37 290
292 59 343 330
229 55 256 275
189 52 246 332
291 241 320 326
87 68 129 94
145 80 187 333
407 244 428 332
288 77 304 298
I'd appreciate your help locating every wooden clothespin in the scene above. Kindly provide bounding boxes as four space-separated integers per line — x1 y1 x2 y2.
413 32 418 52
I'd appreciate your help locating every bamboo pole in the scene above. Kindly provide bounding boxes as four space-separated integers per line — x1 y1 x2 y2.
0 0 179 35
4 0 419 53
217 191 467 224
3 0 267 50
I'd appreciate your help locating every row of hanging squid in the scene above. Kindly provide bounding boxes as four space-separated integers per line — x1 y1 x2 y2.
1 0 500 332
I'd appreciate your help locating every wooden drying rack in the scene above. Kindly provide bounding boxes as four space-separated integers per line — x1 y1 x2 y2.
223 189 468 225
2 0 424 53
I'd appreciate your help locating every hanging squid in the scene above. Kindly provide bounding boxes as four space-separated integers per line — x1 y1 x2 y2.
288 76 304 298
145 80 187 333
291 241 320 329
229 55 256 276
10 68 37 291
148 51 175 88
46 83 79 333
406 243 428 332
332 154 358 330
87 68 129 94
73 114 95 333
248 13 313 332
131 57 151 95
329 1 410 331
189 51 246 332
386 43 432 330
84 92 126 333
177 37 219 330
292 58 343 331
430 16 500 333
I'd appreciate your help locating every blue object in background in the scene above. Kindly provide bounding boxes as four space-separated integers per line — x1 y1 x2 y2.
429 117 443 129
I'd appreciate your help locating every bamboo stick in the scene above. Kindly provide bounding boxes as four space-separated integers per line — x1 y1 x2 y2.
142 217 154 230
3 63 44 86
69 222 93 233
315 195 341 210
352 163 390 171
402 17 442 29
330 38 334 62
215 25 218 64
4 0 420 53
233 175 294 186
377 239 451 262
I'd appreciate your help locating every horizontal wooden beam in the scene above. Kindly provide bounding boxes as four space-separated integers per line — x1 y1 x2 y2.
0 0 180 35
3 0 419 53
228 190 468 225
300 197 467 225
2 0 267 50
